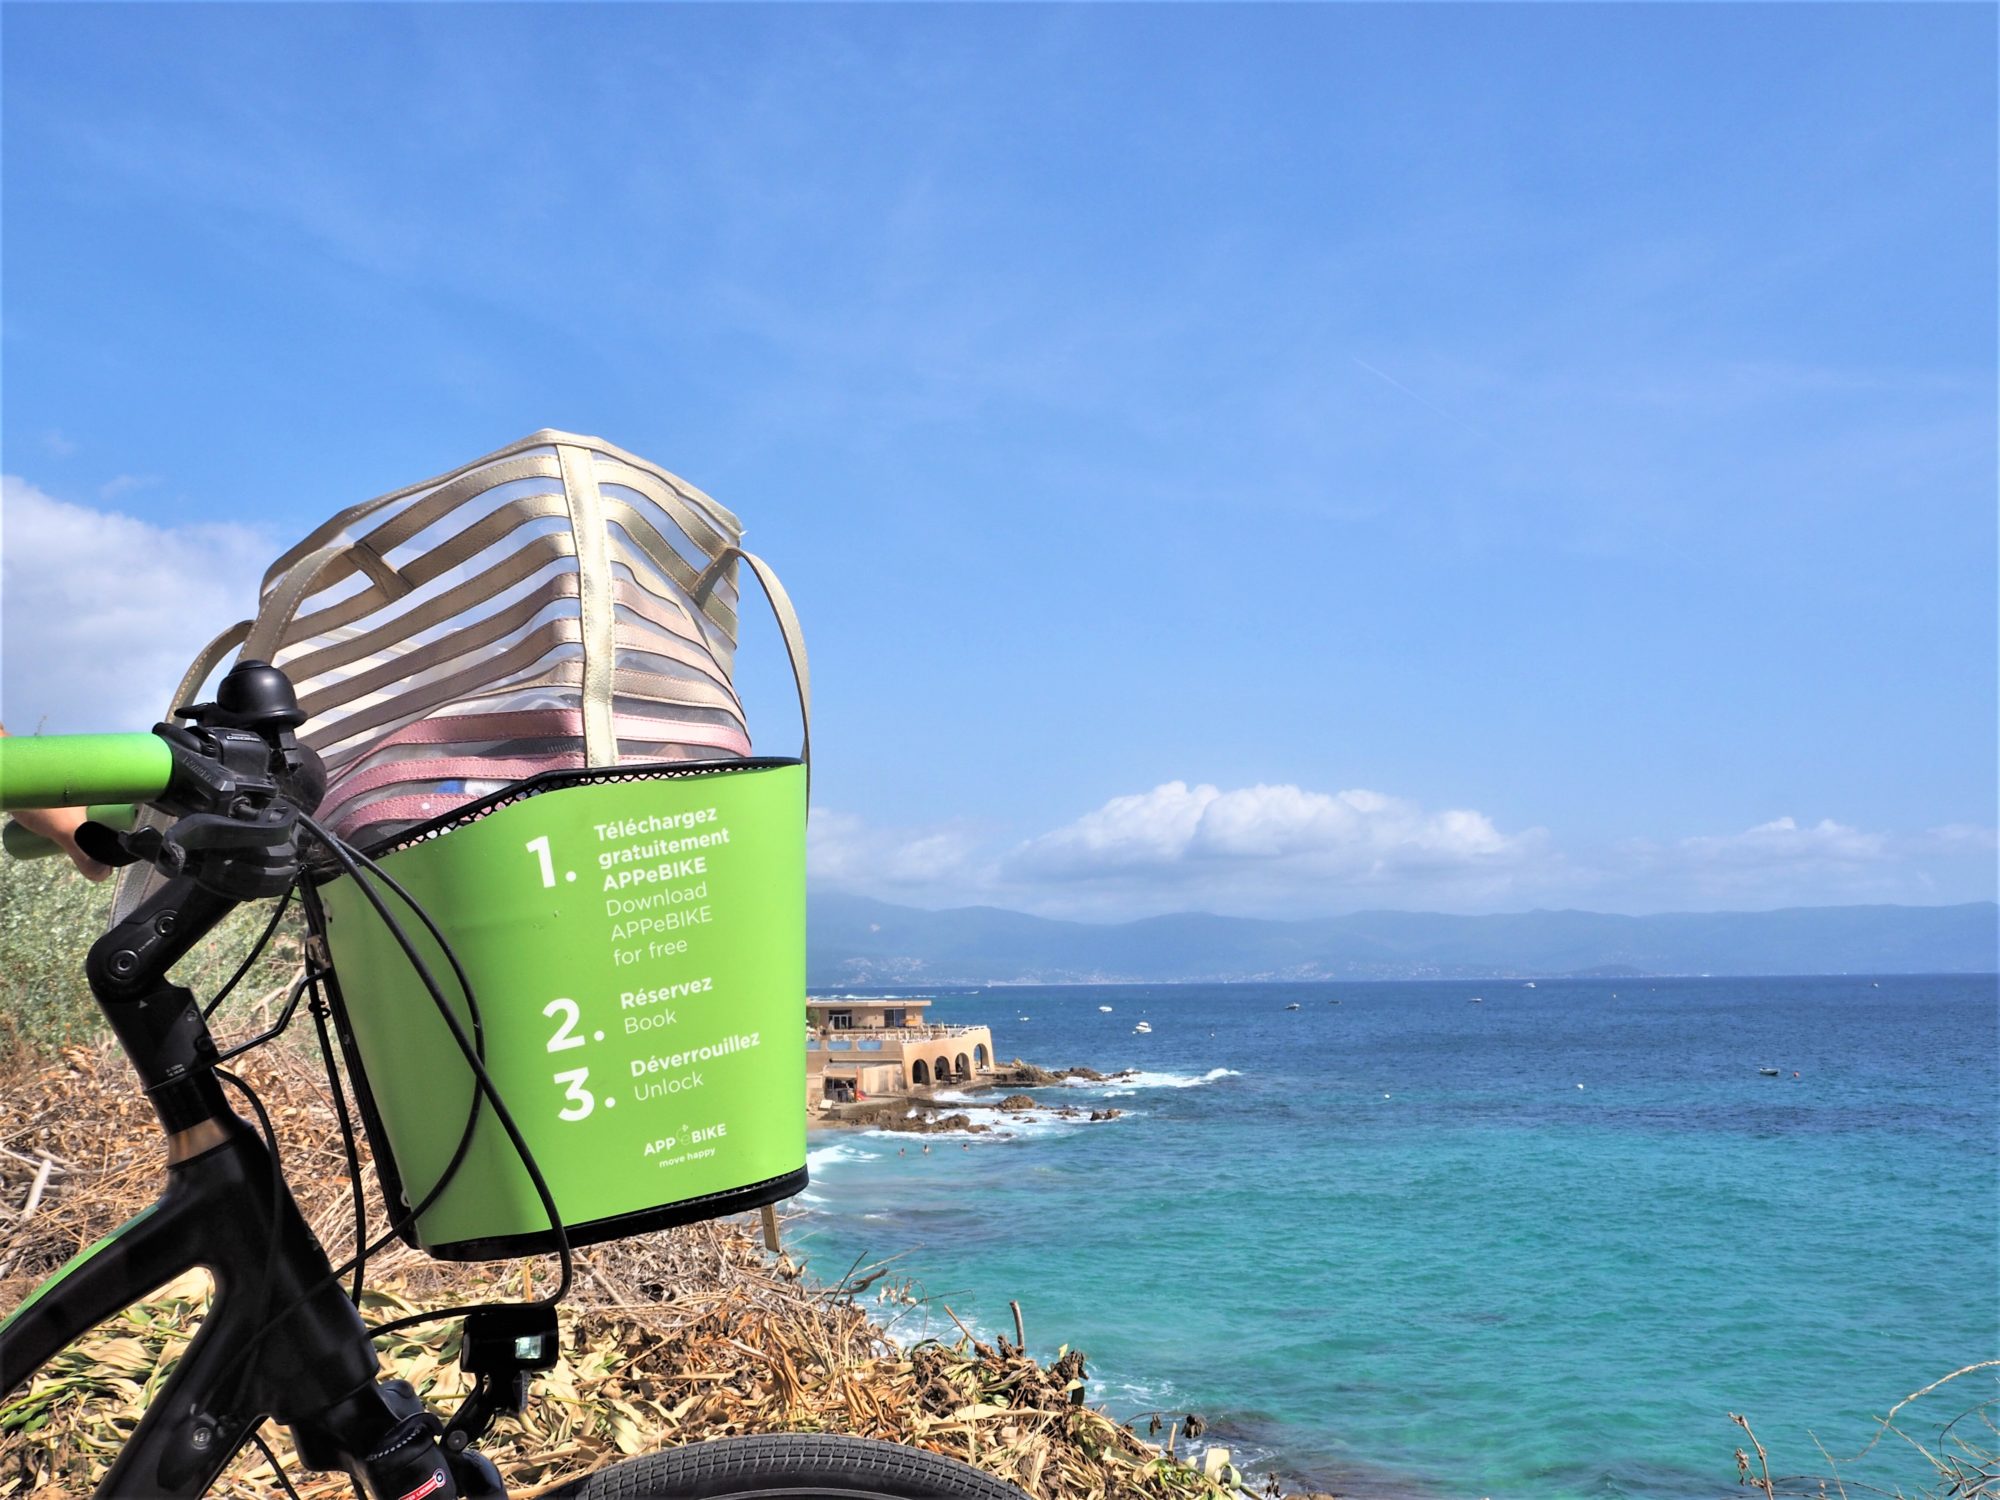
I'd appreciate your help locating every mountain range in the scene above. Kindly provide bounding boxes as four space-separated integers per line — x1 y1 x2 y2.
806 893 1999 985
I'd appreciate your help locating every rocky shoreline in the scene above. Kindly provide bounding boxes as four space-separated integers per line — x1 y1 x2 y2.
812 1058 1131 1134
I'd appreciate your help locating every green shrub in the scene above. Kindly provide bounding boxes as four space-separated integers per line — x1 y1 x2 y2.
0 857 114 1056
0 856 305 1064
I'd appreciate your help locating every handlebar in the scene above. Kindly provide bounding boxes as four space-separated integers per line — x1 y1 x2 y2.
1 662 323 898
0 733 174 811
3 803 137 859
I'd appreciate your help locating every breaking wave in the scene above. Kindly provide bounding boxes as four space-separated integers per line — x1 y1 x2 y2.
1072 1066 1241 1092
806 1141 881 1173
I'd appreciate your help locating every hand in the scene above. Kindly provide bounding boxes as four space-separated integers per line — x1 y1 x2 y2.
0 726 113 881
12 805 113 881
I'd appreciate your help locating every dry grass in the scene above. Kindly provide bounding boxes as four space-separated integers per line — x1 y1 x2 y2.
0 1037 1248 1499
1734 1367 2000 1500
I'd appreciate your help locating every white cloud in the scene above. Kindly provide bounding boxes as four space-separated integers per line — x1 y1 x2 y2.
1920 823 2000 852
809 807 986 892
1600 815 2000 908
808 786 1995 919
98 474 161 501
1013 780 1534 884
1008 781 1213 873
809 780 1551 919
0 476 273 732
1678 816 1887 870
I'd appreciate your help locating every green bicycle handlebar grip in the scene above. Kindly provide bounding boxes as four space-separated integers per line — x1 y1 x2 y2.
0 734 173 811
3 804 138 859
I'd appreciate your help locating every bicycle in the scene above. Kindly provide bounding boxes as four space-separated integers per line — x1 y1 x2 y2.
0 659 1021 1500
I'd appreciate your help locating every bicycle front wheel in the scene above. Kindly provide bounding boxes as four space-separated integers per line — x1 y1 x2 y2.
543 1434 1029 1500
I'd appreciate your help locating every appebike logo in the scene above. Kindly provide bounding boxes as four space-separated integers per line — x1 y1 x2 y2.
397 1469 448 1500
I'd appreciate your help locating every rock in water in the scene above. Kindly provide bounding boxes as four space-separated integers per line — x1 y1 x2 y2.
1000 1059 1062 1084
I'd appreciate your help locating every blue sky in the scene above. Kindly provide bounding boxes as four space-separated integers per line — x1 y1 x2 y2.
3 4 1994 919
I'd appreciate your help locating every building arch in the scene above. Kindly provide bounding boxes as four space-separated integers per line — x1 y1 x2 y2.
974 1043 989 1069
911 1059 931 1086
934 1055 952 1082
955 1052 970 1077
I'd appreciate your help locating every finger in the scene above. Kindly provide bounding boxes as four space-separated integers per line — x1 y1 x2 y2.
70 851 112 883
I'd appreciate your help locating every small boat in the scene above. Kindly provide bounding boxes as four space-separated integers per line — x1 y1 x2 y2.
1098 1005 1113 1013
1285 1002 1302 1011
1469 996 1484 1004
1132 1022 1152 1034
1523 982 1537 989
1758 1067 1781 1077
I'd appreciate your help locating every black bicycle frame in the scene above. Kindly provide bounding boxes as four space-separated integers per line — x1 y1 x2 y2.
0 869 493 1499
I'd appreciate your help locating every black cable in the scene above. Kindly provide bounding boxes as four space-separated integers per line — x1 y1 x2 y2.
299 815 574 1323
319 835 486 1060
212 964 323 1065
249 1424 305 1500
296 842 491 1279
326 830 578 1334
217 1068 282 1173
197 813 574 1395
202 886 296 1018
296 840 492 1279
299 835 492 1265
307 976 371 1306
309 834 578 1329
200 848 494 1386
216 1067 288 1418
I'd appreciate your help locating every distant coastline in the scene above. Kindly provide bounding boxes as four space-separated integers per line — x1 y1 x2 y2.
809 894 1999 986
814 969 2000 990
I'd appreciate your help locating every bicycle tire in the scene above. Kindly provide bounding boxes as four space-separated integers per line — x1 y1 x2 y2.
541 1433 1030 1500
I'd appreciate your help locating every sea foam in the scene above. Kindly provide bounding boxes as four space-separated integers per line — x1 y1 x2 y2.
806 1141 880 1173
1073 1066 1241 1092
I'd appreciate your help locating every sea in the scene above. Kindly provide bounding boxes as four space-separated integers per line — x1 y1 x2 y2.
792 975 1999 1500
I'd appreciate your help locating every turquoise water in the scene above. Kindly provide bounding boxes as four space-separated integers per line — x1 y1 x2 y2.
794 976 1999 1498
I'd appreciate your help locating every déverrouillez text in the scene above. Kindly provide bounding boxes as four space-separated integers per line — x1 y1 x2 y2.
630 1030 762 1077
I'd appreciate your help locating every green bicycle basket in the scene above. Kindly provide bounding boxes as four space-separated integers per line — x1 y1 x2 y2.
139 430 815 1261
308 758 807 1261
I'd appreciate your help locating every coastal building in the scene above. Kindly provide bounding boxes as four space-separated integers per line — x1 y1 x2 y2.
805 998 996 1107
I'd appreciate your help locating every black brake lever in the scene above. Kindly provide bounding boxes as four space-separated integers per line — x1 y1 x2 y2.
111 660 326 898
74 819 143 869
